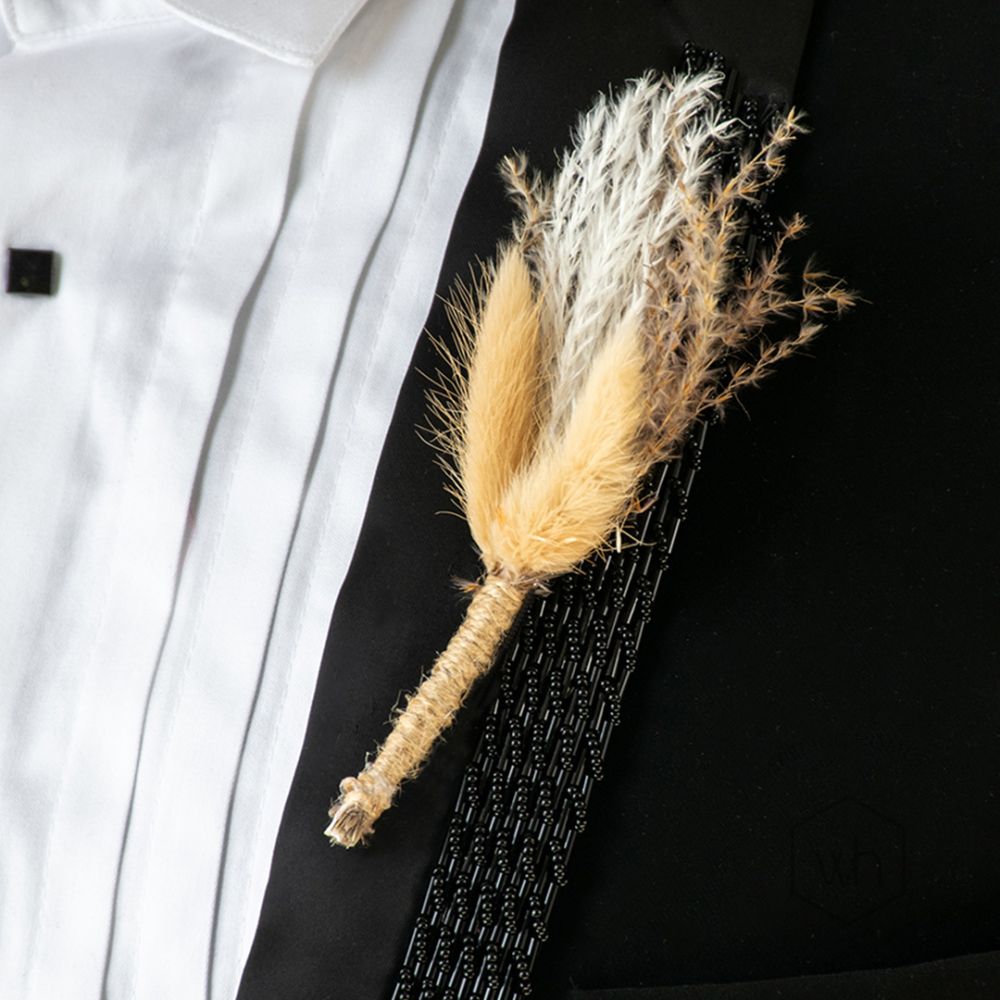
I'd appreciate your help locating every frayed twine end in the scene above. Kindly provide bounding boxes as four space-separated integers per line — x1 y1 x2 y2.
325 800 374 849
325 773 393 848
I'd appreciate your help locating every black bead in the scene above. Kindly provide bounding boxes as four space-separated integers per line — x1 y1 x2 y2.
485 942 502 989
460 937 477 980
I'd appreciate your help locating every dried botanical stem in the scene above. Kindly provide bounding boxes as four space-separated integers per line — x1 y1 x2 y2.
500 153 549 257
326 575 528 848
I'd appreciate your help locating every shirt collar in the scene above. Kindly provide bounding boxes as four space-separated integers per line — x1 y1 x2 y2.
0 0 367 66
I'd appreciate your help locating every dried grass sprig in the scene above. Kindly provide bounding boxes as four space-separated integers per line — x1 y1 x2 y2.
326 68 855 848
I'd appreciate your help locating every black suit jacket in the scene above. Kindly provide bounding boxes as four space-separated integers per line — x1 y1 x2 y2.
238 2 1000 997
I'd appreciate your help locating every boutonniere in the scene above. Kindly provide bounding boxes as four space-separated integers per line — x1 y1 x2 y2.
327 65 854 848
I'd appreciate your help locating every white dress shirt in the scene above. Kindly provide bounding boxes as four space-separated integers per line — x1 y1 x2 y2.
0 1 513 997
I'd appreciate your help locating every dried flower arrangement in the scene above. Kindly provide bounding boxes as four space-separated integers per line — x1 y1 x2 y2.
326 66 855 848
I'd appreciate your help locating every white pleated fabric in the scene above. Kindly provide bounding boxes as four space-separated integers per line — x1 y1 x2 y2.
0 1 513 998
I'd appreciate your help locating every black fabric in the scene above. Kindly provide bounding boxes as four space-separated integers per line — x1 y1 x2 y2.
238 1 1000 999
567 950 1000 999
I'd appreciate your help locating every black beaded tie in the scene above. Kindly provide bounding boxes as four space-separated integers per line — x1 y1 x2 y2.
391 45 785 1000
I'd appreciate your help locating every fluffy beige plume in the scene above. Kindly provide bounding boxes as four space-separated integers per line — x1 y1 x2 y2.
445 248 544 554
327 68 855 848
479 313 647 579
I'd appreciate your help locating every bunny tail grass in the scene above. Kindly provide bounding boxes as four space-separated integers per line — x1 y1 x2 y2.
481 313 648 578
427 246 545 554
326 574 528 848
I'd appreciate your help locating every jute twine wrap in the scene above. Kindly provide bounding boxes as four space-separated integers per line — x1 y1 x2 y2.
326 574 529 847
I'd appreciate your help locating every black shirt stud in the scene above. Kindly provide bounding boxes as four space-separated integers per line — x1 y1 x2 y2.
6 248 56 296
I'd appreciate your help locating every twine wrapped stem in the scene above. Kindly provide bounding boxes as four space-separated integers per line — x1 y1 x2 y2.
326 574 529 847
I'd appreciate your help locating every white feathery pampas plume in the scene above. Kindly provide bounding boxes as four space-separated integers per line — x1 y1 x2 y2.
326 67 855 848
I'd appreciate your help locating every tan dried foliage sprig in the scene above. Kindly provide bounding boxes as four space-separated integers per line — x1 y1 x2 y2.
326 68 855 848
